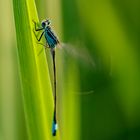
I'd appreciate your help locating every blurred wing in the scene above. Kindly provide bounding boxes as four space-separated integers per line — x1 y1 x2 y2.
71 90 94 95
58 43 96 69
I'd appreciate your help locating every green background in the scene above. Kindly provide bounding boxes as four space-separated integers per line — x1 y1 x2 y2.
0 0 140 140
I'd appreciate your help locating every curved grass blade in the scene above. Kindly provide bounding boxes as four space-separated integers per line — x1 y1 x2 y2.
13 0 59 139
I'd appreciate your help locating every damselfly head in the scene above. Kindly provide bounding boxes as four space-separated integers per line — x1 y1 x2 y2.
45 19 51 25
41 19 51 28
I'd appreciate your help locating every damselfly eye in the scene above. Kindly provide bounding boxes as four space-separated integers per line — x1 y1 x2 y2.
41 22 46 28
46 19 51 25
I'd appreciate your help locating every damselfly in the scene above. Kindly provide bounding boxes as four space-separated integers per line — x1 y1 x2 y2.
33 19 95 136
33 19 59 136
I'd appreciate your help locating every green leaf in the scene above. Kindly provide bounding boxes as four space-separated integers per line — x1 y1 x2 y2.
13 0 59 139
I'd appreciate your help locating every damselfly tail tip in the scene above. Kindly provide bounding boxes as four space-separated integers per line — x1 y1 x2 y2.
52 122 58 136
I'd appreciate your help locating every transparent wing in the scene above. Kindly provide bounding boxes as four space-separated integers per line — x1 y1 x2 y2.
56 42 96 95
57 42 96 69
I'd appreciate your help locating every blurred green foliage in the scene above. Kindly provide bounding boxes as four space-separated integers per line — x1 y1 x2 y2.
0 0 140 140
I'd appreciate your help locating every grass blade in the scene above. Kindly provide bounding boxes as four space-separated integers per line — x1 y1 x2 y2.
13 0 58 139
